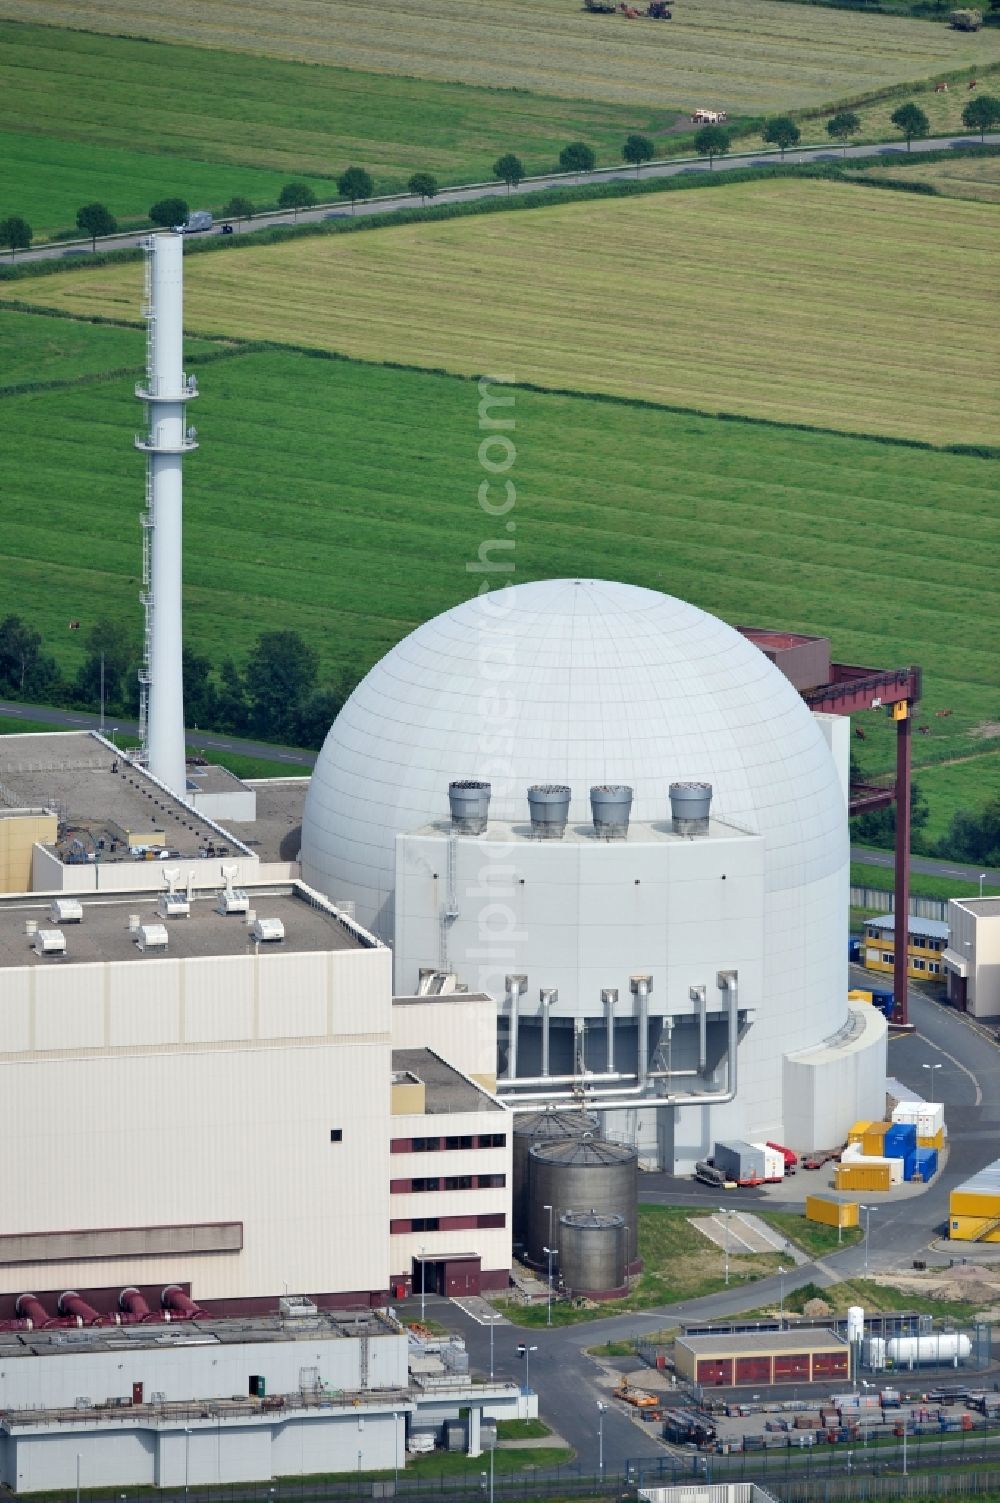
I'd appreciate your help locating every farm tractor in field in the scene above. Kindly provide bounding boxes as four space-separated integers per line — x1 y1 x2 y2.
584 0 674 15
949 8 982 27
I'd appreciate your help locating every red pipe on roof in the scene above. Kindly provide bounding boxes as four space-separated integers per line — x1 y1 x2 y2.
120 1287 152 1320
16 1293 54 1328
161 1285 206 1319
58 1291 104 1326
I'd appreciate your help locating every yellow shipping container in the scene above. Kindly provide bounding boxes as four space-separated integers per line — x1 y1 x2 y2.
806 1195 860 1229
848 990 873 1004
918 1128 945 1150
949 1215 1000 1243
836 1162 891 1192
847 1120 872 1144
862 1121 892 1157
950 1189 1000 1218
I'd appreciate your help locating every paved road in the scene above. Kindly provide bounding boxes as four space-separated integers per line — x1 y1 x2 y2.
15 133 1000 266
852 844 999 887
0 697 315 769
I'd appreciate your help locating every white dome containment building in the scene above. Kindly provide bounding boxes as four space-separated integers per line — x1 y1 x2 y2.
302 579 886 1169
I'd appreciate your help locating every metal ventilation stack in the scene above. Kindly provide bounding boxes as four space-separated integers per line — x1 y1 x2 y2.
135 232 198 797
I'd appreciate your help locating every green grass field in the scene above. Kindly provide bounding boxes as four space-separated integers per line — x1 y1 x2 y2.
1 308 995 831
18 178 1000 446
4 0 998 110
851 862 1000 900
0 22 687 237
856 151 1000 204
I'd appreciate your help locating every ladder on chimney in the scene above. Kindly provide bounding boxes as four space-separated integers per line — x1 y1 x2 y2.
137 244 155 758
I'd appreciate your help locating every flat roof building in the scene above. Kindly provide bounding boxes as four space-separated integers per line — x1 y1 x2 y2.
674 1328 851 1387
944 897 1000 1019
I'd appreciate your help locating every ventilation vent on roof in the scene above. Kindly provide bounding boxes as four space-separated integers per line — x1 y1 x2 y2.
33 929 66 957
25 918 38 939
216 864 249 915
50 897 83 925
136 923 168 953
251 917 285 943
528 784 570 840
128 914 141 934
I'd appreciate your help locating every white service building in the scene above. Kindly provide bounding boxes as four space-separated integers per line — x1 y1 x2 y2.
301 579 886 1167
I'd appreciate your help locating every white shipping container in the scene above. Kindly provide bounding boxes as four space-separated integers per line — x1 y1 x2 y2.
753 1143 785 1180
917 1105 945 1135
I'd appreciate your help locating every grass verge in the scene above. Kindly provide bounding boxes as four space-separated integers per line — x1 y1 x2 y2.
756 1211 865 1258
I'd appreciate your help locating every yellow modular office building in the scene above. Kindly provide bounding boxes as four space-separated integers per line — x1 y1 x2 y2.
950 1160 1000 1243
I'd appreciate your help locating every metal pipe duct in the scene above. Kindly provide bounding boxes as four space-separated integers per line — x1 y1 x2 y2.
502 1071 630 1090
505 973 527 1080
631 975 652 1088
119 1287 152 1320
590 785 632 839
669 781 713 835
602 988 618 1071
504 969 741 1114
448 779 491 834
539 988 557 1076
527 785 570 840
58 1291 103 1325
161 1285 206 1319
690 984 708 1072
16 1293 53 1328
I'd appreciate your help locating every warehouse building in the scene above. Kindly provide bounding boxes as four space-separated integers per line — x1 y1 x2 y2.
944 897 1000 1019
674 1329 851 1388
0 1309 530 1492
950 1159 1000 1243
863 914 949 982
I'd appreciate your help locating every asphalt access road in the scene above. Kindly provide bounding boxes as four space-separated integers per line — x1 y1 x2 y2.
851 845 999 887
14 134 1000 265
0 697 315 768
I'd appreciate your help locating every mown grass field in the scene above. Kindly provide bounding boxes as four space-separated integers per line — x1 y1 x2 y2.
21 178 999 446
4 0 998 110
857 150 1000 203
0 23 685 237
0 310 996 834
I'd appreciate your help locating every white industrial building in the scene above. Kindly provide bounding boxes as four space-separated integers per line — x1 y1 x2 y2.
944 896 1000 1018
301 578 887 1168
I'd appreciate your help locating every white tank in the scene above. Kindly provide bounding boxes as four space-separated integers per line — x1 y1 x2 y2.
867 1333 972 1367
847 1305 865 1344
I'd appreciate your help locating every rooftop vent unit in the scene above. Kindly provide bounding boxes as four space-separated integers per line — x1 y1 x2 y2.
590 784 632 839
50 897 83 925
215 864 249 915
279 1295 318 1319
33 929 66 957
250 917 285 943
158 867 192 919
136 923 169 953
527 784 571 840
128 914 141 935
24 918 38 940
448 779 491 835
669 780 713 836
334 898 356 920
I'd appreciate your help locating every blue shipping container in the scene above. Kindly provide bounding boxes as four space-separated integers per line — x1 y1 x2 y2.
914 1147 938 1180
902 1151 917 1182
884 1123 917 1157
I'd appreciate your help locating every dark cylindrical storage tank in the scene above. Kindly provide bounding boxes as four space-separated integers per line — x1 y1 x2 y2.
559 1210 626 1296
527 785 570 839
527 1135 638 1267
512 1109 599 1244
669 780 712 835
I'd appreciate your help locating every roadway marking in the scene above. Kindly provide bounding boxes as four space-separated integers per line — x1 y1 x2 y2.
895 1031 982 1107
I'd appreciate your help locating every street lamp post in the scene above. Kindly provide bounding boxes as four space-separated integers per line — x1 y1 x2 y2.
597 1401 608 1474
543 1244 558 1326
183 1428 191 1498
719 1207 731 1286
516 1343 538 1392
980 873 987 898
76 1452 81 1503
488 1313 499 1380
419 1245 426 1323
922 1061 942 1096
860 1204 876 1278
778 1266 786 1328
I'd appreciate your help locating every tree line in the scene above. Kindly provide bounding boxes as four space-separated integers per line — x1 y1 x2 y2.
4 101 999 257
851 767 1000 869
0 614 351 750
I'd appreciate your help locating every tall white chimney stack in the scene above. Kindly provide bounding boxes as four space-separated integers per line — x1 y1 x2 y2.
135 231 197 797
